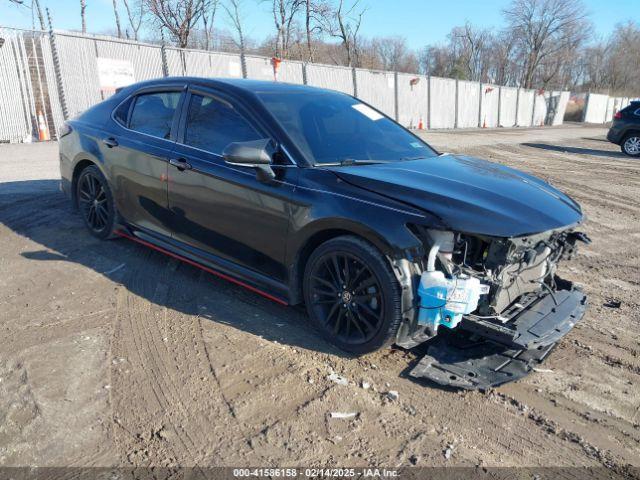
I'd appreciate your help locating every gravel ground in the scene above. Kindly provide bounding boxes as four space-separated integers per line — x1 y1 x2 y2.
0 125 639 473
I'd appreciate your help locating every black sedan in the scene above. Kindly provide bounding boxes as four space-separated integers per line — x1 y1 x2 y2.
59 78 588 385
607 100 640 157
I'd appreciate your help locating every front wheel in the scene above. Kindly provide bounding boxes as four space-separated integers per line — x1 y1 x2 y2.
76 165 118 239
621 134 640 157
303 236 403 355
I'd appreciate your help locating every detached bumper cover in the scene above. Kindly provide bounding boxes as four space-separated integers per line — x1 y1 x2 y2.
409 285 587 390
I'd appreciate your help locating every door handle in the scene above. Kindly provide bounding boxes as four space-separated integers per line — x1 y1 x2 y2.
169 158 192 171
103 137 118 148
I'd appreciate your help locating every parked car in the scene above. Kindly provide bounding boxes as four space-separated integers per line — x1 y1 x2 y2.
607 100 640 156
59 78 589 389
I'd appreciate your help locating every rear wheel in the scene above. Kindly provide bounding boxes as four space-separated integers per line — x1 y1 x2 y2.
303 236 402 355
76 165 118 239
621 133 640 157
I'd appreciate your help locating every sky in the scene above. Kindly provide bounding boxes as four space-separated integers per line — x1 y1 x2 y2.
1 0 635 48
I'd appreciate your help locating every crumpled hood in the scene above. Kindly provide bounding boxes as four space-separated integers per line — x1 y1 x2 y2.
328 154 582 237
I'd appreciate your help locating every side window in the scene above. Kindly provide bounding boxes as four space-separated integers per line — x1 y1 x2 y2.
184 94 262 154
129 92 181 139
113 96 133 126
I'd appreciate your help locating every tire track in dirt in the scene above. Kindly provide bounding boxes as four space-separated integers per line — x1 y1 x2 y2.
110 246 251 467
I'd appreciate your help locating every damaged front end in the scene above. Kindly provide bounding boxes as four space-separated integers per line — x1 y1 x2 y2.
396 225 590 390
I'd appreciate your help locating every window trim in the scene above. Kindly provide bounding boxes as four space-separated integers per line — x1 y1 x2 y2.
178 91 265 157
110 83 187 143
176 84 297 167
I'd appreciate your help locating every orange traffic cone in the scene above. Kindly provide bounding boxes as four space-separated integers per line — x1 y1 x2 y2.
38 111 49 141
418 117 424 130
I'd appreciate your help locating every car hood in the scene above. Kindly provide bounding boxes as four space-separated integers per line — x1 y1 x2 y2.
327 154 582 237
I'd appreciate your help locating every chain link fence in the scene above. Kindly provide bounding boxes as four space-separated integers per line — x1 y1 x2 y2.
1 26 578 143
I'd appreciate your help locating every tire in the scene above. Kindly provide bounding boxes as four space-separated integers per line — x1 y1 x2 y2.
621 133 640 157
76 165 119 239
303 235 402 355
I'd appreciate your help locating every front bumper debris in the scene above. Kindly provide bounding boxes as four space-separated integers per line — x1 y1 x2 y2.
409 285 587 390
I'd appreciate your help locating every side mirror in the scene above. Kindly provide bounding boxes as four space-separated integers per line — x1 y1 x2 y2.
223 138 275 182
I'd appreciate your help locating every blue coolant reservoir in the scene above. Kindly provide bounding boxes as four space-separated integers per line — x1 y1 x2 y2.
417 270 449 331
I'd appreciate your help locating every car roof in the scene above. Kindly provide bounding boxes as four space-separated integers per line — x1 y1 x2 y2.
128 76 342 97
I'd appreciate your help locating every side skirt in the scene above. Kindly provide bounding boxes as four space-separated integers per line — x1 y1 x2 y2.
115 227 289 306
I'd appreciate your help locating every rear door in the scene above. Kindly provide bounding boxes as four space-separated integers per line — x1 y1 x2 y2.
105 86 185 237
167 86 297 282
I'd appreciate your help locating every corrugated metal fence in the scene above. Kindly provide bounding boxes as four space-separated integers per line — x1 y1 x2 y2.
581 92 640 124
1 26 575 143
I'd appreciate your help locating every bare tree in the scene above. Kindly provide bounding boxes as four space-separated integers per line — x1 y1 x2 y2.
121 0 146 40
146 0 212 48
503 0 591 88
265 0 303 59
449 23 492 81
79 0 87 33
302 0 329 62
202 0 218 50
372 36 417 72
111 0 123 37
223 0 246 51
322 0 367 67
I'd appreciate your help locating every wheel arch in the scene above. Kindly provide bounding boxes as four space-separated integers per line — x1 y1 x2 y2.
287 218 417 305
623 129 640 139
70 157 110 209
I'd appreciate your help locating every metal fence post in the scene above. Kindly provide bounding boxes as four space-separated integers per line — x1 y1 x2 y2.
393 71 399 122
454 78 459 129
161 44 169 77
497 86 502 127
478 83 483 128
180 49 187 75
427 75 431 129
240 52 247 79
302 62 308 85
46 9 68 121
531 90 537 126
515 88 520 127
351 67 358 97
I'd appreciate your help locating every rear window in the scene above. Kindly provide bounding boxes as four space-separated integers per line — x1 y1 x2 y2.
128 92 181 139
621 102 640 114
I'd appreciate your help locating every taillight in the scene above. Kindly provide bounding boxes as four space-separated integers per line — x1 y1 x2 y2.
614 111 623 119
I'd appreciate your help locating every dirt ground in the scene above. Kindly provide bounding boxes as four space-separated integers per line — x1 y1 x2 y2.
1 124 639 473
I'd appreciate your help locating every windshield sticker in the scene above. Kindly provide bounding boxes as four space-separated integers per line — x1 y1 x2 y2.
410 142 425 148
352 103 384 121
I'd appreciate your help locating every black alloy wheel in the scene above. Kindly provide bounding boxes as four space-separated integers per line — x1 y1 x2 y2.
303 236 402 354
76 165 117 239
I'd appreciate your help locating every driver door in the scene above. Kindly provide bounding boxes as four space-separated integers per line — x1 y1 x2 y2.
167 86 296 283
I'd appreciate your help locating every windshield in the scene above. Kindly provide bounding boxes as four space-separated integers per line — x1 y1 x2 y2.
257 90 438 165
